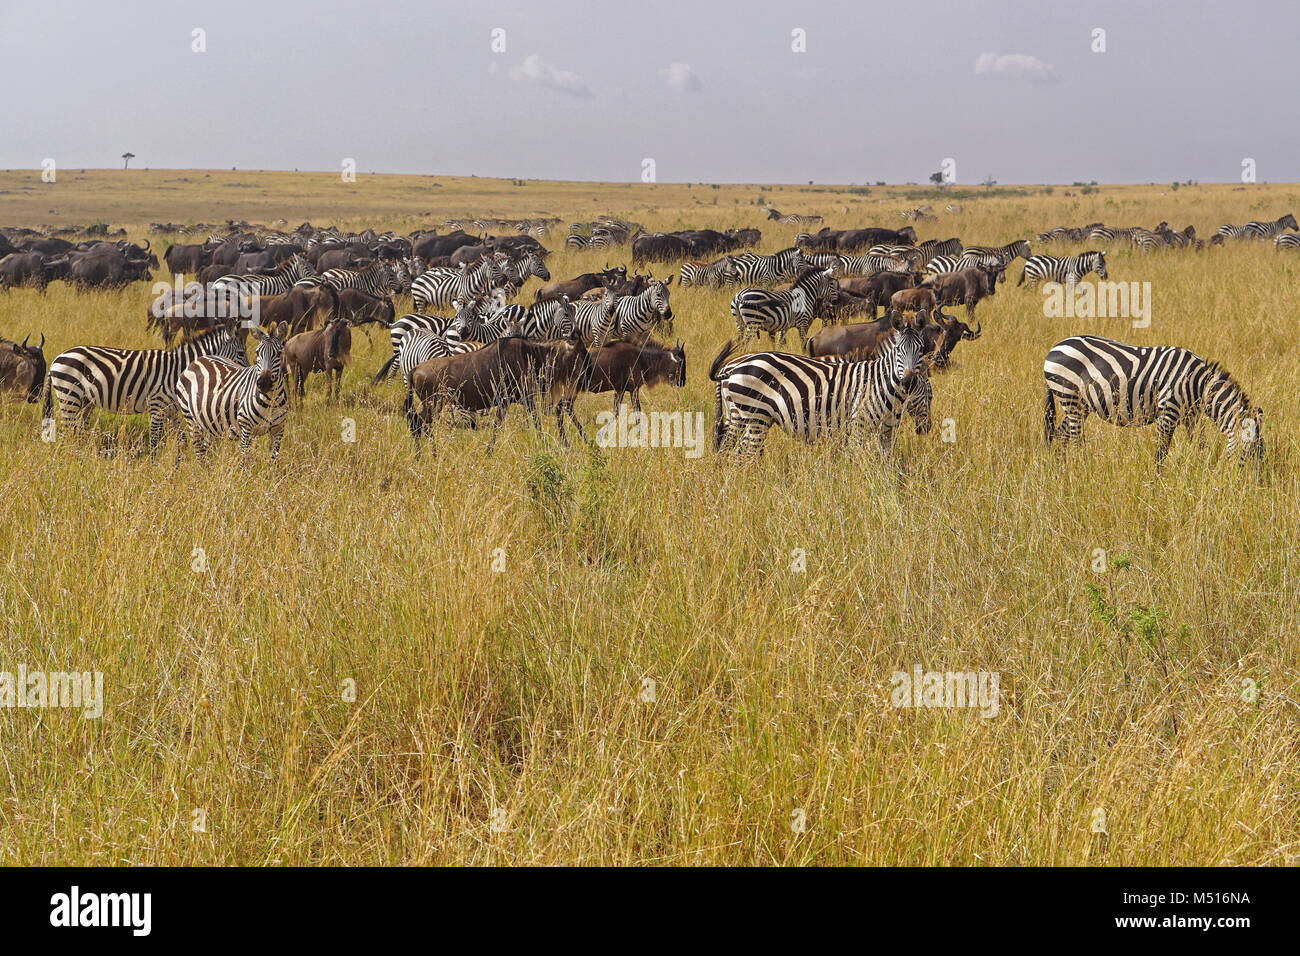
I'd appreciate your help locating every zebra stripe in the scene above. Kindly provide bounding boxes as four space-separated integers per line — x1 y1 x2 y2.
1243 213 1298 239
679 256 737 287
1017 252 1107 288
210 255 317 300
44 327 248 444
177 323 291 459
710 319 932 456
1275 234 1300 250
728 248 807 285
489 295 576 340
730 267 838 346
320 260 396 296
1043 334 1263 464
410 256 508 311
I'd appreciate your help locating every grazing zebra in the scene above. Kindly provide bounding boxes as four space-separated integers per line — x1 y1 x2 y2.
710 313 932 457
177 322 291 460
210 255 317 301
958 240 1030 270
593 278 675 346
766 209 824 227
1043 335 1264 465
1243 213 1298 239
410 256 508 311
838 252 912 278
1275 234 1300 250
1018 252 1107 288
44 326 249 445
1213 224 1250 241
918 237 964 261
728 248 807 285
679 256 737 287
730 267 837 346
320 260 396 296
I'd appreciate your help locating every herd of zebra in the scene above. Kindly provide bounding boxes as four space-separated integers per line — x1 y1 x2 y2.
2 205 1290 464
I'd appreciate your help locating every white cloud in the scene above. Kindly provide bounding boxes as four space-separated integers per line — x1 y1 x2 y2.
511 54 591 97
658 62 702 93
974 52 1058 84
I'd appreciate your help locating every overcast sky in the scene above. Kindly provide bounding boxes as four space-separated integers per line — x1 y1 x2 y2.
2 0 1295 184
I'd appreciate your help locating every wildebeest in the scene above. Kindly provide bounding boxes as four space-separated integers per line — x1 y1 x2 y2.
536 265 627 301
838 271 922 315
924 266 1001 318
253 285 341 336
284 318 351 403
335 289 396 330
889 287 938 315
563 339 686 415
0 252 55 290
0 334 46 402
405 332 593 450
163 242 212 276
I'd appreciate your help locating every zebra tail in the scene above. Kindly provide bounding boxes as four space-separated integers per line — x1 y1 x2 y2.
708 339 739 381
371 352 398 385
1043 387 1056 445
1017 266 1027 287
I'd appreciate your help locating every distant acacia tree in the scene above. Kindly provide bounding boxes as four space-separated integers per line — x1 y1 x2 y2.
121 152 135 169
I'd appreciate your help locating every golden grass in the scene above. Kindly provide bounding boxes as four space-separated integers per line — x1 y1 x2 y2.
0 172 1298 865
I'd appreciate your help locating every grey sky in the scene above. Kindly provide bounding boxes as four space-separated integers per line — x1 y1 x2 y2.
2 0 1295 184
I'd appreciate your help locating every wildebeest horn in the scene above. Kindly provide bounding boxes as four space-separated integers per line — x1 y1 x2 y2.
21 334 28 348
968 322 982 339
141 238 150 252
38 334 44 349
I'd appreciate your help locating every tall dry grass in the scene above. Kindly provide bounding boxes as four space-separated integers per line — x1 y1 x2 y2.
0 172 1297 864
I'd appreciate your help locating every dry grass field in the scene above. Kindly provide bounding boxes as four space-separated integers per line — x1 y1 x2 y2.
1 170 1298 865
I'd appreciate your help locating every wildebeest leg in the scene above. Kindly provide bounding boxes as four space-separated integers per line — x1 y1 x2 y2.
631 388 642 415
563 401 586 443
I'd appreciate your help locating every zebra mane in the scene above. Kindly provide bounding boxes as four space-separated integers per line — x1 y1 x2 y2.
174 325 235 350
1202 359 1253 408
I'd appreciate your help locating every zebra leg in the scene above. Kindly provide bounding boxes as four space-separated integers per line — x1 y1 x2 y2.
737 421 768 459
1060 399 1085 446
1153 408 1179 465
268 427 284 461
146 397 168 449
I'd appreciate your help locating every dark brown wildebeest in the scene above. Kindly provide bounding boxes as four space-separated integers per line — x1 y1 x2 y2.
284 318 351 403
536 265 627 301
0 334 46 402
554 339 687 440
889 287 938 315
0 252 54 290
922 314 981 369
838 271 921 316
335 289 395 330
806 310 910 360
924 266 1001 318
253 285 340 336
163 242 211 276
406 332 593 451
838 226 917 251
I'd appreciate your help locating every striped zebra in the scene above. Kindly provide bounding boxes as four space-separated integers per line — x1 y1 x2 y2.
377 291 505 380
565 230 619 250
918 237 964 261
489 294 576 340
499 251 550 289
728 248 807 285
1243 213 1298 239
924 255 965 276
867 245 924 268
450 296 517 343
374 322 485 396
593 278 675 346
1017 252 1107 289
1274 234 1300 250
680 256 737 288
320 260 396 296
44 326 248 445
1043 335 1263 464
210 255 317 301
958 240 1030 270
1213 224 1249 241
410 256 508 311
709 313 932 457
730 267 837 346
177 322 291 460
766 209 824 227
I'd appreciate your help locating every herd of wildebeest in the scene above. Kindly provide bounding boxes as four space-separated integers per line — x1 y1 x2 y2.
0 205 1294 460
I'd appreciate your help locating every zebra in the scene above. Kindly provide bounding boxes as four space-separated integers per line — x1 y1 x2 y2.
572 290 619 345
565 230 618 250
766 209 824 227
1213 224 1250 241
728 248 807 285
1275 234 1300 251
867 245 924 268
1043 335 1264 465
958 240 1030 270
410 256 508 312
377 291 506 380
593 278 675 346
918 237 964 261
209 254 317 302
490 294 576 340
499 251 550 289
709 313 932 457
320 260 396 296
177 322 291 460
373 308 486 392
924 255 965 276
1018 252 1107 289
1243 213 1298 239
44 326 249 445
730 267 837 346
679 256 737 288
450 295 517 343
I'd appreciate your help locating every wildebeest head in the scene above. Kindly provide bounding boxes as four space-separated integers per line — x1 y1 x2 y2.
666 341 687 388
0 333 47 402
927 315 980 369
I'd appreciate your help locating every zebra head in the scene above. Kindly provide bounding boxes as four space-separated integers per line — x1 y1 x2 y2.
1281 213 1298 231
513 252 550 284
449 298 483 339
647 277 674 334
1091 251 1108 279
249 322 289 389
887 310 930 380
553 295 576 337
